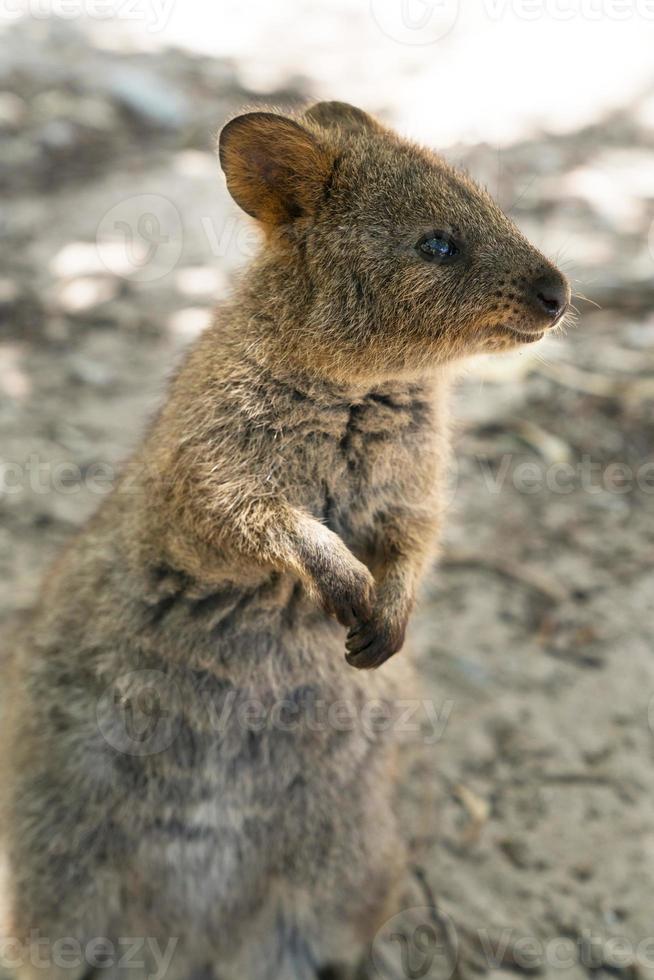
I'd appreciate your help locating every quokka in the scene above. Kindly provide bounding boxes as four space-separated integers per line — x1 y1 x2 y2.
0 101 570 980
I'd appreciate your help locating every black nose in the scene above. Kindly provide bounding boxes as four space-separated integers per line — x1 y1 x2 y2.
532 274 569 323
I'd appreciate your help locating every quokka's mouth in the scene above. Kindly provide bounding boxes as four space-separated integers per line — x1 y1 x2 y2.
500 324 546 343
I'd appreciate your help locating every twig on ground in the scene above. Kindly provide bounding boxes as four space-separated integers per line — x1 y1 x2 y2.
442 550 569 605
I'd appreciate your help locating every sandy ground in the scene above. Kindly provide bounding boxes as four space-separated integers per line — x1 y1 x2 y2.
1 19 654 980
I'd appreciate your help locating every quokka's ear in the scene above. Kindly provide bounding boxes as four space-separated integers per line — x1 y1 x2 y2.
218 112 333 225
304 101 384 134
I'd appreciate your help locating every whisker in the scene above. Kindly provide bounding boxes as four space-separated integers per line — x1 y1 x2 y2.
506 174 538 213
572 291 602 310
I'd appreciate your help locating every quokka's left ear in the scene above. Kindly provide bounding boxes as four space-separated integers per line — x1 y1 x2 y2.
218 112 333 226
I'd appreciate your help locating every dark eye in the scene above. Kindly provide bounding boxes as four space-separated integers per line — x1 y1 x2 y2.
416 232 460 263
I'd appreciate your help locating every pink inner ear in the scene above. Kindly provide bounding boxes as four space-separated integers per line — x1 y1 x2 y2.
220 112 331 223
252 154 278 187
241 144 292 196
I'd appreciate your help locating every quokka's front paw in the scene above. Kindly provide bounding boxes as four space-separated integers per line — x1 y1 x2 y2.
319 557 376 629
345 603 408 670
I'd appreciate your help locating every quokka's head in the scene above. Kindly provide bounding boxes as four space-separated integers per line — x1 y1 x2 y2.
219 101 570 380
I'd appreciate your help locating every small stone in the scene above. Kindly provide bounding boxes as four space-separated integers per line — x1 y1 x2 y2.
0 91 27 128
0 279 20 308
105 66 189 129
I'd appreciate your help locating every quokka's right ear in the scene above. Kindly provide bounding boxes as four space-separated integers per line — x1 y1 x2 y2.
218 112 333 226
304 101 384 134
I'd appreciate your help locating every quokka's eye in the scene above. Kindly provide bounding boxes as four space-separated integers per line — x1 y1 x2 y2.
416 232 460 263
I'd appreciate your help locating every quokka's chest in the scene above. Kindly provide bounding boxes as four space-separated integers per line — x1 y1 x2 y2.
283 388 439 539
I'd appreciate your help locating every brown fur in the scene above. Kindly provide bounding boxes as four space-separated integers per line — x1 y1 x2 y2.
0 102 569 979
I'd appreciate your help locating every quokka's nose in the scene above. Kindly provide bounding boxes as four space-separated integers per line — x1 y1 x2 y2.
531 273 570 324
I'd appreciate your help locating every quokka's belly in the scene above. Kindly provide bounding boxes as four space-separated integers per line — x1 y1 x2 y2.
121 690 401 929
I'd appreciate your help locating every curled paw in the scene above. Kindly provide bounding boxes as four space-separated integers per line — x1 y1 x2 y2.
345 610 407 670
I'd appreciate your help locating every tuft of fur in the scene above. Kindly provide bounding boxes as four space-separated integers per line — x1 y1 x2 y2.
0 102 569 979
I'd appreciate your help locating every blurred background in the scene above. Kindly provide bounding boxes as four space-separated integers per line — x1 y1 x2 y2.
1 1 654 977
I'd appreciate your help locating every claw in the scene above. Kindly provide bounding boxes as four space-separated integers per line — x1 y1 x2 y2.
345 624 374 655
345 616 406 670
